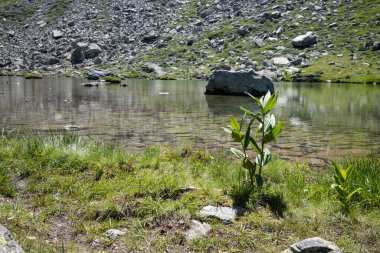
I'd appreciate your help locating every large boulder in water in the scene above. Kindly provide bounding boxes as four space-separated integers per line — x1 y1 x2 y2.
205 70 274 96
0 224 25 253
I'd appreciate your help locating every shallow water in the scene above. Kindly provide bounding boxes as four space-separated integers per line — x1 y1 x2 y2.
0 76 379 166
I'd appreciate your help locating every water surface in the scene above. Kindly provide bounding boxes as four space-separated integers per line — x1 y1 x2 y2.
0 76 379 166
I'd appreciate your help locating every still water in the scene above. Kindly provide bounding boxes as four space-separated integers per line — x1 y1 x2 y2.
0 76 379 166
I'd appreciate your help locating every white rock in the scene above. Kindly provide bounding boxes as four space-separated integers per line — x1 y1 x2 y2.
199 206 244 223
186 220 211 241
272 57 290 65
104 229 126 239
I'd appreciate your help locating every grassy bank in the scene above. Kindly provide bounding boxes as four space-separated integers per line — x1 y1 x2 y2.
0 134 379 252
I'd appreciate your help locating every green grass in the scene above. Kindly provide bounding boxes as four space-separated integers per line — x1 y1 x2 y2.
0 134 379 252
102 76 122 83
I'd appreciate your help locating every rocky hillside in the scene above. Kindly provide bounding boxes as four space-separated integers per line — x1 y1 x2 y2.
0 0 379 82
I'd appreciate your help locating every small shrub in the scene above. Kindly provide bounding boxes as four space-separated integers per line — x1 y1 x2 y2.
224 91 283 190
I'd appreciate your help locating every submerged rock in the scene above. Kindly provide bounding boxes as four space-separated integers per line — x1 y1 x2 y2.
205 70 274 96
282 237 340 253
0 224 25 253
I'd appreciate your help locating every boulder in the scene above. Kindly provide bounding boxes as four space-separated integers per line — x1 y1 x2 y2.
205 70 274 96
0 224 25 253
70 48 85 64
83 44 102 59
142 63 167 76
292 32 317 48
88 70 112 80
282 237 340 253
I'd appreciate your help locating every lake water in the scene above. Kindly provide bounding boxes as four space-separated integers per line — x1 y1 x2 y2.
0 76 379 166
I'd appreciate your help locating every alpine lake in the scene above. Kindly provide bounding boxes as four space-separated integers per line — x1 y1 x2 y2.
0 76 379 167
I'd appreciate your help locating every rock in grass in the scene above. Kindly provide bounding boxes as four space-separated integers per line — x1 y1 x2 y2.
104 229 126 239
292 32 317 48
199 205 244 224
205 70 274 96
0 224 25 253
186 220 211 241
282 237 340 253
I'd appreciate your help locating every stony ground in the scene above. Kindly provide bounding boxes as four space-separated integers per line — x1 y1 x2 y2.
0 0 379 82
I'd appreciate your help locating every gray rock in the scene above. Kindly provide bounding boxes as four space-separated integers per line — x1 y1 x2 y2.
205 70 274 96
88 70 112 80
70 48 85 64
104 229 126 239
142 63 167 76
292 32 317 48
186 220 211 241
52 30 63 39
272 57 290 65
94 57 103 65
372 42 380 51
199 205 244 223
282 237 340 253
84 43 102 59
0 224 25 253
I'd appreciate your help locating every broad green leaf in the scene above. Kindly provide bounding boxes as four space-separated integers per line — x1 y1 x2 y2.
256 148 272 167
246 92 263 108
259 114 276 132
255 174 264 188
230 117 240 131
346 188 361 201
243 126 251 150
232 131 244 142
231 147 246 159
222 127 232 134
260 91 272 108
249 136 261 154
263 92 279 114
263 121 283 143
243 158 256 173
240 106 257 118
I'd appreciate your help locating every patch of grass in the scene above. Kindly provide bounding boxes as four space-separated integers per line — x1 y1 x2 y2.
45 0 72 23
0 134 379 252
23 72 43 79
102 76 122 83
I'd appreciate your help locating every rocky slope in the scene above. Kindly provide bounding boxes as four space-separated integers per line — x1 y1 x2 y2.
0 0 379 82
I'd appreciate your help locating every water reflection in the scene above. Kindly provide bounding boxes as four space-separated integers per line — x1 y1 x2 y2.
0 76 379 165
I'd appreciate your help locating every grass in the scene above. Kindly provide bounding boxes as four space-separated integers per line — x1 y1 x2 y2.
102 76 122 83
0 133 379 252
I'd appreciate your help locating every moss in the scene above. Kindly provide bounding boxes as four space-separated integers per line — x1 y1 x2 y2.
102 76 122 83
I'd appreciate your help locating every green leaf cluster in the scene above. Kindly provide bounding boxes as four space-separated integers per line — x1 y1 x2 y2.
224 91 283 190
331 161 361 212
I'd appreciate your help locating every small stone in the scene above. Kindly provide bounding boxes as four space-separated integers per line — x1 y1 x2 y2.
104 229 126 239
186 220 211 241
272 57 290 65
282 237 341 253
199 205 244 224
52 30 63 39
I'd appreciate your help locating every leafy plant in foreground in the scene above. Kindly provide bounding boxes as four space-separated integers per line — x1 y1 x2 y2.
224 91 283 190
331 161 361 212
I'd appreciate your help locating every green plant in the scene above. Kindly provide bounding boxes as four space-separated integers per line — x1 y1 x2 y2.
224 91 283 190
331 161 361 211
